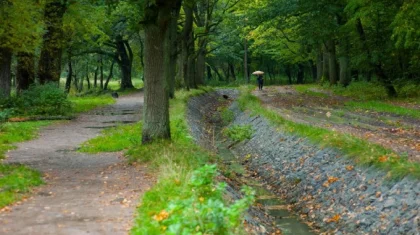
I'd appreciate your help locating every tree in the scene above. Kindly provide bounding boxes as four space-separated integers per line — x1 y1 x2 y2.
0 0 44 98
38 0 68 84
141 0 182 143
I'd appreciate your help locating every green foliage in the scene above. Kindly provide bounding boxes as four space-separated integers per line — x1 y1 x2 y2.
329 81 389 101
0 164 44 208
21 84 72 116
220 108 235 124
133 165 254 234
223 125 253 142
238 86 420 179
1 84 72 116
0 0 44 52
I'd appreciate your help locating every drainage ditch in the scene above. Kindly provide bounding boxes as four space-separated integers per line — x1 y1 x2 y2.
187 89 420 235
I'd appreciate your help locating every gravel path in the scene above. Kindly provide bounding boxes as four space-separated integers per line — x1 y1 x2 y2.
0 91 152 235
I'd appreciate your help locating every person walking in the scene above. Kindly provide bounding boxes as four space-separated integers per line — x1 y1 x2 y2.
257 74 264 90
252 71 265 90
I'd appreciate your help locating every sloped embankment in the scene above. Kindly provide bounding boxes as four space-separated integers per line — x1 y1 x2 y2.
187 90 419 234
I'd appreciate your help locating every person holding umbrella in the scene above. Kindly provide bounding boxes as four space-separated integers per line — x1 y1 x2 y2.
253 71 264 90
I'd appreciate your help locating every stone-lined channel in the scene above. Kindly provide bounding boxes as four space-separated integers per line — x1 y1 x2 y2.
187 89 419 234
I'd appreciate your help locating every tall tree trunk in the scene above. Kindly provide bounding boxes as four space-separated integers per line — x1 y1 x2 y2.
322 46 329 82
285 65 293 84
297 64 304 84
86 62 91 90
244 39 249 83
100 56 104 90
116 36 134 89
104 60 115 90
65 58 72 93
206 65 212 80
229 63 236 81
0 48 12 99
16 52 35 93
138 33 145 81
142 0 174 143
182 3 195 90
38 1 67 84
339 56 351 87
165 0 182 99
326 40 338 85
316 48 323 81
195 46 206 86
355 18 397 97
94 64 99 88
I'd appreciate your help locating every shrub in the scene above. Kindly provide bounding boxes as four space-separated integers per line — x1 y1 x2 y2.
20 83 72 115
223 125 254 142
143 165 255 234
221 107 235 124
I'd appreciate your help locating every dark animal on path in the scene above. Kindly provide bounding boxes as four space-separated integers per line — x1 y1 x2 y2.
222 95 229 100
111 92 119 98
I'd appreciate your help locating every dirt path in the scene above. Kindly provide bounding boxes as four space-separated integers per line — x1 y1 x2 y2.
254 86 420 162
0 91 152 235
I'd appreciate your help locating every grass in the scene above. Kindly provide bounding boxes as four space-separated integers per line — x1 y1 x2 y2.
294 84 329 97
345 101 420 119
0 121 50 208
0 121 51 159
223 125 253 142
238 86 420 179
69 95 116 113
0 164 43 208
79 123 141 153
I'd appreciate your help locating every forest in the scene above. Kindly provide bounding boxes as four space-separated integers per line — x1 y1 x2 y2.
0 0 419 234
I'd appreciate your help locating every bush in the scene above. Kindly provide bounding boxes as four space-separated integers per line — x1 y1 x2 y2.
144 165 255 234
223 125 254 142
0 84 72 116
21 84 72 115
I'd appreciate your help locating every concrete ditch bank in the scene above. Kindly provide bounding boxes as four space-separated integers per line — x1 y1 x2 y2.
187 89 420 235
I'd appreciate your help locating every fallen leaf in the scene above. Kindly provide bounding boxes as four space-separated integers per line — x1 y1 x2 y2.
326 214 341 223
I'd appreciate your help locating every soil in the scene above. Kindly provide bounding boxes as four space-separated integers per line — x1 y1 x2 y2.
0 91 152 235
253 86 420 162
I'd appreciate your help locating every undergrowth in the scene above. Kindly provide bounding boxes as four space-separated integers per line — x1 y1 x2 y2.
223 125 253 142
238 86 420 179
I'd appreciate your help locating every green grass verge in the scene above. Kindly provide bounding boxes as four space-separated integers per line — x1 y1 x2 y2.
0 121 49 208
345 101 420 119
0 121 51 160
238 86 420 179
79 123 141 153
0 164 43 208
69 95 116 113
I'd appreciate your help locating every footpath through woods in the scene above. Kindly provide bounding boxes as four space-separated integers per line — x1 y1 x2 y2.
0 91 152 235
